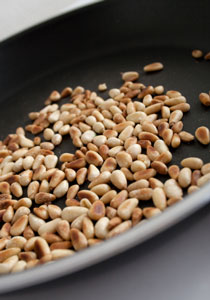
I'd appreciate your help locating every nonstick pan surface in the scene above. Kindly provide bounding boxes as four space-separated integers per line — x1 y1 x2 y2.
0 0 210 295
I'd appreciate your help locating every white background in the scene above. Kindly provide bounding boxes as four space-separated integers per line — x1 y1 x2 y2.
0 0 101 41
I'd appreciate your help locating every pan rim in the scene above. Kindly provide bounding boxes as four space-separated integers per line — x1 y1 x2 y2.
0 0 210 294
0 183 209 293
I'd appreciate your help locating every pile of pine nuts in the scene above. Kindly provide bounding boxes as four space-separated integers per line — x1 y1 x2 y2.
1 67 210 275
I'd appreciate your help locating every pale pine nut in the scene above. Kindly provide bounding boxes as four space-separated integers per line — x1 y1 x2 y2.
152 188 166 210
61 207 88 222
117 198 138 220
29 214 45 232
164 179 183 198
181 157 203 169
197 173 210 187
88 171 111 188
110 170 127 189
201 163 210 175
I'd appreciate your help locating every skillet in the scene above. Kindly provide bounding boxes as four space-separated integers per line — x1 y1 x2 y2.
0 0 210 295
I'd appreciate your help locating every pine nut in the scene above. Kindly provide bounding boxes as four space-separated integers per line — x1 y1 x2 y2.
10 182 23 198
143 207 161 219
134 168 156 181
88 171 111 188
195 126 210 145
151 161 167 175
170 103 191 112
181 157 203 169
164 179 183 198
188 185 199 194
197 173 210 187
144 62 164 72
179 131 194 142
126 144 141 160
199 93 210 106
201 163 210 175
204 52 210 60
149 177 163 188
57 220 70 241
152 188 166 210
29 214 45 232
168 165 180 179
10 215 28 236
106 220 132 238
110 170 127 189
78 190 99 202
98 83 107 91
86 151 103 166
122 71 139 82
129 188 152 200
192 49 203 58
191 170 201 185
117 198 138 220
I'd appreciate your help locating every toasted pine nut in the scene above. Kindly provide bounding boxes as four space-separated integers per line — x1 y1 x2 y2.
149 177 163 189
122 71 139 82
134 168 156 181
2 206 13 223
10 215 28 236
129 188 152 200
143 207 161 219
27 181 39 199
201 163 210 175
179 131 194 142
34 237 50 258
192 49 203 58
70 228 88 251
57 220 70 241
48 205 61 219
144 62 164 72
204 52 210 60
188 185 199 194
35 192 56 204
197 173 210 187
64 169 76 182
199 93 210 106
88 171 111 188
195 126 210 145
191 170 201 185
168 165 180 179
107 220 132 238
151 161 167 175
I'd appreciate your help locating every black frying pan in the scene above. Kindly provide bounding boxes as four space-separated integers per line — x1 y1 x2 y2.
0 0 210 298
